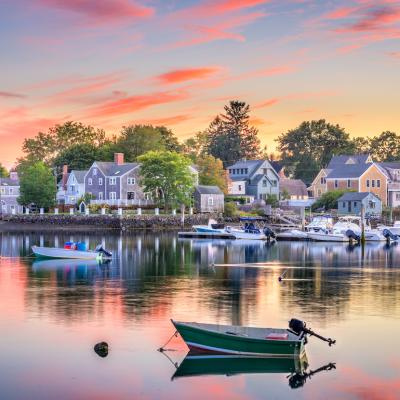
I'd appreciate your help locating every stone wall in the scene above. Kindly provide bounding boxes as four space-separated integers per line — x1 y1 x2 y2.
1 213 221 231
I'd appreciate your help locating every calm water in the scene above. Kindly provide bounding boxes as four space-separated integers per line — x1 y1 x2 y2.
1 232 400 400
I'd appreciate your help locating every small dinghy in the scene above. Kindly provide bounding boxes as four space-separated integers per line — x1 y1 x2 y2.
171 319 335 358
32 243 112 260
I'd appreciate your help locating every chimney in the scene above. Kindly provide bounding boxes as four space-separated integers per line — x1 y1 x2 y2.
62 165 68 190
114 153 124 165
9 171 18 181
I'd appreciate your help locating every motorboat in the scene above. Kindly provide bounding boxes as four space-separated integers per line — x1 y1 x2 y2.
377 221 400 236
307 216 361 242
32 243 112 260
193 219 226 234
277 215 333 241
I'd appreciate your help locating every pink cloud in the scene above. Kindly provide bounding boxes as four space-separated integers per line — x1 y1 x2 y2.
37 0 154 24
0 91 26 99
347 6 400 32
137 114 192 126
156 67 221 85
324 7 359 20
86 90 189 118
254 98 280 109
388 50 400 58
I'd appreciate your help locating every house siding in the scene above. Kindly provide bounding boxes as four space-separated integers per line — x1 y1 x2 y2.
120 168 146 201
194 193 224 213
85 164 106 201
338 194 382 216
359 165 387 205
326 179 359 191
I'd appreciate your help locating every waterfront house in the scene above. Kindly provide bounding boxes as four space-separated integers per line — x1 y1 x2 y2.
64 170 87 205
0 172 23 214
194 185 224 213
377 162 400 208
308 168 331 198
226 159 280 202
337 192 382 216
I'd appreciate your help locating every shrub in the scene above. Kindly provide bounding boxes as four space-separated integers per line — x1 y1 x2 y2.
224 202 237 217
312 189 354 211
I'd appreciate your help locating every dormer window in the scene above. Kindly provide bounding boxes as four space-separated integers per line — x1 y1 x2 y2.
93 168 97 176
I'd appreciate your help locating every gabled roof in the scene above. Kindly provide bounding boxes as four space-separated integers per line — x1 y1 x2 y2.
270 161 283 174
326 163 372 179
280 178 308 196
70 170 87 184
195 185 224 195
338 192 380 201
227 160 264 177
377 162 400 181
248 174 273 186
94 162 139 177
327 154 371 169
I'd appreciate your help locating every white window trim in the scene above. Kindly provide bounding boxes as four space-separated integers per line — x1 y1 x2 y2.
98 178 103 185
109 192 116 200
88 178 93 186
127 177 135 185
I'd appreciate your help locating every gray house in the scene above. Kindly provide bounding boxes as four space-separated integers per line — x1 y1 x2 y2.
337 192 382 216
0 172 23 214
227 160 280 202
194 185 224 213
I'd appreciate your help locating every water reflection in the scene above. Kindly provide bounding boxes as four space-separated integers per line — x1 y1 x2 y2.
0 231 399 399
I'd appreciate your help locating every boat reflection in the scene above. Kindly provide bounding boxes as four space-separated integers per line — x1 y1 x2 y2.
32 258 109 272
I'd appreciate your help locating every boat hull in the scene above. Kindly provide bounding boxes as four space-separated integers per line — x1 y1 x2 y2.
32 246 102 260
229 230 267 240
172 353 308 379
276 230 308 241
307 233 348 242
172 321 305 358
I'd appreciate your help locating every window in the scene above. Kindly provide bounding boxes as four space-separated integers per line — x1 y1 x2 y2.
372 179 375 188
320 177 324 184
396 193 400 201
245 168 248 174
208 197 214 206
109 192 116 200
127 177 135 185
238 185 242 191
88 178 93 185
366 179 370 188
377 179 380 188
370 201 375 209
347 179 351 188
229 169 232 174
109 177 116 185
127 191 135 200
271 180 277 187
93 168 97 176
262 179 268 187
98 192 103 200
334 180 338 188
98 178 103 185
354 201 357 207
342 202 346 208
9 188 13 194
317 189 321 196
0 188 5 194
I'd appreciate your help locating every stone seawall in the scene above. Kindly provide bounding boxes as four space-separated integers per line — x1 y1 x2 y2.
1 214 222 231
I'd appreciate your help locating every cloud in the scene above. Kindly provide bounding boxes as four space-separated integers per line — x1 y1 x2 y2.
156 67 221 85
0 91 26 99
137 114 192 126
37 0 154 25
254 98 280 109
86 90 189 118
347 6 400 32
388 51 400 58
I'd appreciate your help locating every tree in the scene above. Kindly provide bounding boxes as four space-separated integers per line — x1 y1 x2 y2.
0 163 8 178
21 121 106 166
182 131 209 162
197 155 228 193
53 143 99 172
116 125 166 161
157 126 182 152
312 189 353 211
18 162 56 209
138 151 195 209
351 136 370 154
276 120 354 183
368 131 400 162
206 101 261 167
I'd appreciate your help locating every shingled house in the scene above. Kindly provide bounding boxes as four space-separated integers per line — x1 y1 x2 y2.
194 185 224 213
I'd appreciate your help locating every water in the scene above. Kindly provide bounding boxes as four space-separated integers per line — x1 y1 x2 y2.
0 231 400 399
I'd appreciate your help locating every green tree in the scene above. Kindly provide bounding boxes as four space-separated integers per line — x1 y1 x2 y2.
197 155 228 193
18 162 56 209
368 131 400 162
157 126 182 152
206 101 261 167
53 143 99 172
116 125 166 161
20 121 106 166
312 189 353 211
276 120 354 183
0 163 8 178
138 151 195 209
182 131 209 162
351 136 370 154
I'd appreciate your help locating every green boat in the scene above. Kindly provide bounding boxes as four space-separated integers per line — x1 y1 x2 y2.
172 353 308 379
171 318 335 358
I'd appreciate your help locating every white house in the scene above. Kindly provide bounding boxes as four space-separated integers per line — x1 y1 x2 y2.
64 170 87 205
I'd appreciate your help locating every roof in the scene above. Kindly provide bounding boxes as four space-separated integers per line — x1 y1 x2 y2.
327 154 371 169
195 185 224 195
227 160 264 178
270 161 283 174
0 177 19 186
280 178 308 196
249 174 271 185
71 170 87 184
377 162 400 181
326 163 371 179
94 162 139 176
338 192 380 202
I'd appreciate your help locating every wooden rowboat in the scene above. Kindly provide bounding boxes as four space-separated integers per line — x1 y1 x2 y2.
171 319 335 358
31 245 112 260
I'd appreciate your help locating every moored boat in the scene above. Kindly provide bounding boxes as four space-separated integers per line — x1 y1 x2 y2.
171 318 335 358
32 244 112 260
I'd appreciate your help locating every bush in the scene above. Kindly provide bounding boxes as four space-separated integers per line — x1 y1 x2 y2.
224 202 237 217
89 203 111 213
265 194 279 207
226 196 246 204
312 189 354 211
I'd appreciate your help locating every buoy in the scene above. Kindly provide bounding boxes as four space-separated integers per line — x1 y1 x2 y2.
94 341 109 358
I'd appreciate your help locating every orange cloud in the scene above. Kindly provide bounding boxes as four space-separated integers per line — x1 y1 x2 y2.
38 0 154 24
137 114 192 126
254 98 280 109
156 67 221 85
86 90 189 118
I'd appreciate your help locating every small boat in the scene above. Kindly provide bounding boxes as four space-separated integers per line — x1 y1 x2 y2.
377 220 400 236
277 215 333 241
32 244 112 260
308 216 361 242
171 318 335 358
193 219 226 234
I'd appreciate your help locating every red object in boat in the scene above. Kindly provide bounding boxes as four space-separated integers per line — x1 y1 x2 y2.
64 244 71 249
266 333 288 340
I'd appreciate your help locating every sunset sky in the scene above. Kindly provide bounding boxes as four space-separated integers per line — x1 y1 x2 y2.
1 0 400 167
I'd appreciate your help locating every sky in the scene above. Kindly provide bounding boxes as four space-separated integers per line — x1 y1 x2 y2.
1 0 400 167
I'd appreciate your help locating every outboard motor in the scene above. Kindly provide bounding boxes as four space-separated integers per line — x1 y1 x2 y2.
346 229 360 242
288 318 336 346
95 244 113 258
263 227 276 240
382 229 399 242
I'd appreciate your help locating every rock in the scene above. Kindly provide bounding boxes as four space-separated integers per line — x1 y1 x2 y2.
94 341 109 358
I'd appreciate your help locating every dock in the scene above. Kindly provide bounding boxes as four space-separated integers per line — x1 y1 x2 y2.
178 231 236 239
